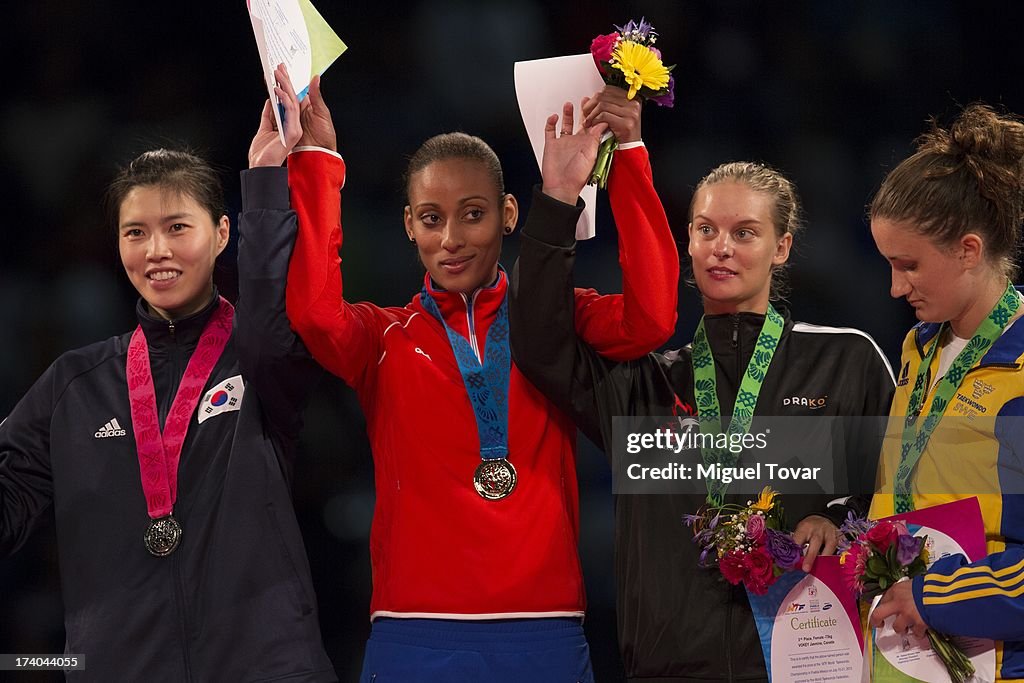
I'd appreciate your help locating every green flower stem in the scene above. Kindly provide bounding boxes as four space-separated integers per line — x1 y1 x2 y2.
589 136 619 189
926 630 975 683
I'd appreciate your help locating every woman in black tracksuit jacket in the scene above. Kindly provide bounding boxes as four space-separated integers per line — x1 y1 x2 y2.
510 158 895 682
0 92 336 681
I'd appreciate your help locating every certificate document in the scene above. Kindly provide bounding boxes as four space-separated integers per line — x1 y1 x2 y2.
748 557 863 683
867 498 995 682
247 0 346 144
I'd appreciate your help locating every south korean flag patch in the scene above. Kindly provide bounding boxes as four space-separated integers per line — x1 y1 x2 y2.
198 375 245 424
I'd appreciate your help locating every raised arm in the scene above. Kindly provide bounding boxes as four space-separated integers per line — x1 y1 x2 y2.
282 76 388 388
510 105 666 451
235 67 324 448
0 370 55 558
573 86 679 360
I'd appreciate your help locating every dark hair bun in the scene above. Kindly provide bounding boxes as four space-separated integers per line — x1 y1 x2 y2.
872 102 1024 278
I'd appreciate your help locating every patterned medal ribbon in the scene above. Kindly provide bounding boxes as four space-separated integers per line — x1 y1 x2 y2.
419 281 514 500
894 281 1020 513
127 297 234 554
691 305 784 506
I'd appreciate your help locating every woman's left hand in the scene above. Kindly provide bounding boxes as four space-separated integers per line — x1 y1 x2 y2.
248 63 303 168
870 578 928 639
540 101 608 205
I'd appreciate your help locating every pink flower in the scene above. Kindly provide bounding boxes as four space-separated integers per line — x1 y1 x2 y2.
590 32 619 72
840 544 869 595
866 521 901 553
746 513 766 542
719 551 748 585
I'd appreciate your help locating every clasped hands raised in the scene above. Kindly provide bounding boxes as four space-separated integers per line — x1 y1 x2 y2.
248 64 338 169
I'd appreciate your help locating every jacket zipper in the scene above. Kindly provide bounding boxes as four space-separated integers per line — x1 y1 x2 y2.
173 550 194 680
462 292 482 362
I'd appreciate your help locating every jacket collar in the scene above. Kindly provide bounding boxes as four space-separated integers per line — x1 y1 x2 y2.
913 285 1024 368
135 290 221 349
700 306 794 355
419 270 506 321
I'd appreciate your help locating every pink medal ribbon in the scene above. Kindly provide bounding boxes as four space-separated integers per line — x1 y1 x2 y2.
126 296 234 556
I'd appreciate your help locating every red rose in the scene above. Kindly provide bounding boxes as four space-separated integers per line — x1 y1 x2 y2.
719 551 748 585
745 547 774 580
590 32 619 72
744 548 775 594
865 521 900 553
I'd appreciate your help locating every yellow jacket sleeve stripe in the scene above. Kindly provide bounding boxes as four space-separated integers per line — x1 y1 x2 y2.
923 581 1024 605
923 556 1024 585
922 569 1024 595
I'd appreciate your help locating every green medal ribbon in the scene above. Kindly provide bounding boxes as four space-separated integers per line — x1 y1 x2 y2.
691 305 784 506
894 281 1020 513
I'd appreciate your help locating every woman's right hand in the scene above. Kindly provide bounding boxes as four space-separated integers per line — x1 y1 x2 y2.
540 101 608 205
247 63 303 168
582 85 642 144
297 75 337 152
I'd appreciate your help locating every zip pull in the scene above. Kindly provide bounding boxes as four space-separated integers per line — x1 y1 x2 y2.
168 319 175 338
731 317 739 348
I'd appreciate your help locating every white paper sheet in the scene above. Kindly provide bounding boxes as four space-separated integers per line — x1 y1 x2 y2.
514 54 606 240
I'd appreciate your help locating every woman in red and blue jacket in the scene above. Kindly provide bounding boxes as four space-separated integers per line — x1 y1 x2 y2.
283 78 679 682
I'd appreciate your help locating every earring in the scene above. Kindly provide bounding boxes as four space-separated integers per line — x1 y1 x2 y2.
408 236 415 243
503 226 513 235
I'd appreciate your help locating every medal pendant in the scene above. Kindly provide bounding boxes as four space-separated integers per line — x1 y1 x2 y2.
473 458 517 500
145 515 182 556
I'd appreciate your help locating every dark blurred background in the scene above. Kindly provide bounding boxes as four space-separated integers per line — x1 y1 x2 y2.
2 1 1022 680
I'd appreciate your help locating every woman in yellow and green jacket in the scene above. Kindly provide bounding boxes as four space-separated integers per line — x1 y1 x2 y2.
868 103 1024 680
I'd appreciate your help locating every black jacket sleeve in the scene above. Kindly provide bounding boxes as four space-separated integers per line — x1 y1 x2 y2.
510 187 666 454
234 167 323 453
811 340 896 527
0 366 56 557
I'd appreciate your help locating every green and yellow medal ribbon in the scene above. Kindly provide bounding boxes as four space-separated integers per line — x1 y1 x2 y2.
894 281 1020 513
691 305 784 506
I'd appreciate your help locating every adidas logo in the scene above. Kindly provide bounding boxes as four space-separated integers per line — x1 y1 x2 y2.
94 418 127 438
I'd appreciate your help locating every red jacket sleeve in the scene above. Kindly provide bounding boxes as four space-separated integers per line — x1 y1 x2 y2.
572 145 679 361
285 149 386 389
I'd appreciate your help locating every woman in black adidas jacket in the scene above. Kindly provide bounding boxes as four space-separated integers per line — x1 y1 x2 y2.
510 158 895 682
0 85 336 681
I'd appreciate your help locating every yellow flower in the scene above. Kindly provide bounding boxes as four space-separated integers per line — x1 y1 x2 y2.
611 40 670 100
750 486 778 512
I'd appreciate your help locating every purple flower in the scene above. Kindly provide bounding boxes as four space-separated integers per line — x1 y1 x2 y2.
649 74 675 108
896 534 924 566
765 529 801 569
616 17 655 40
682 513 702 527
837 511 875 553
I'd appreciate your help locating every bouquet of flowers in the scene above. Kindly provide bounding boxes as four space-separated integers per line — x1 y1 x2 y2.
588 18 675 189
683 487 803 595
838 514 975 682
